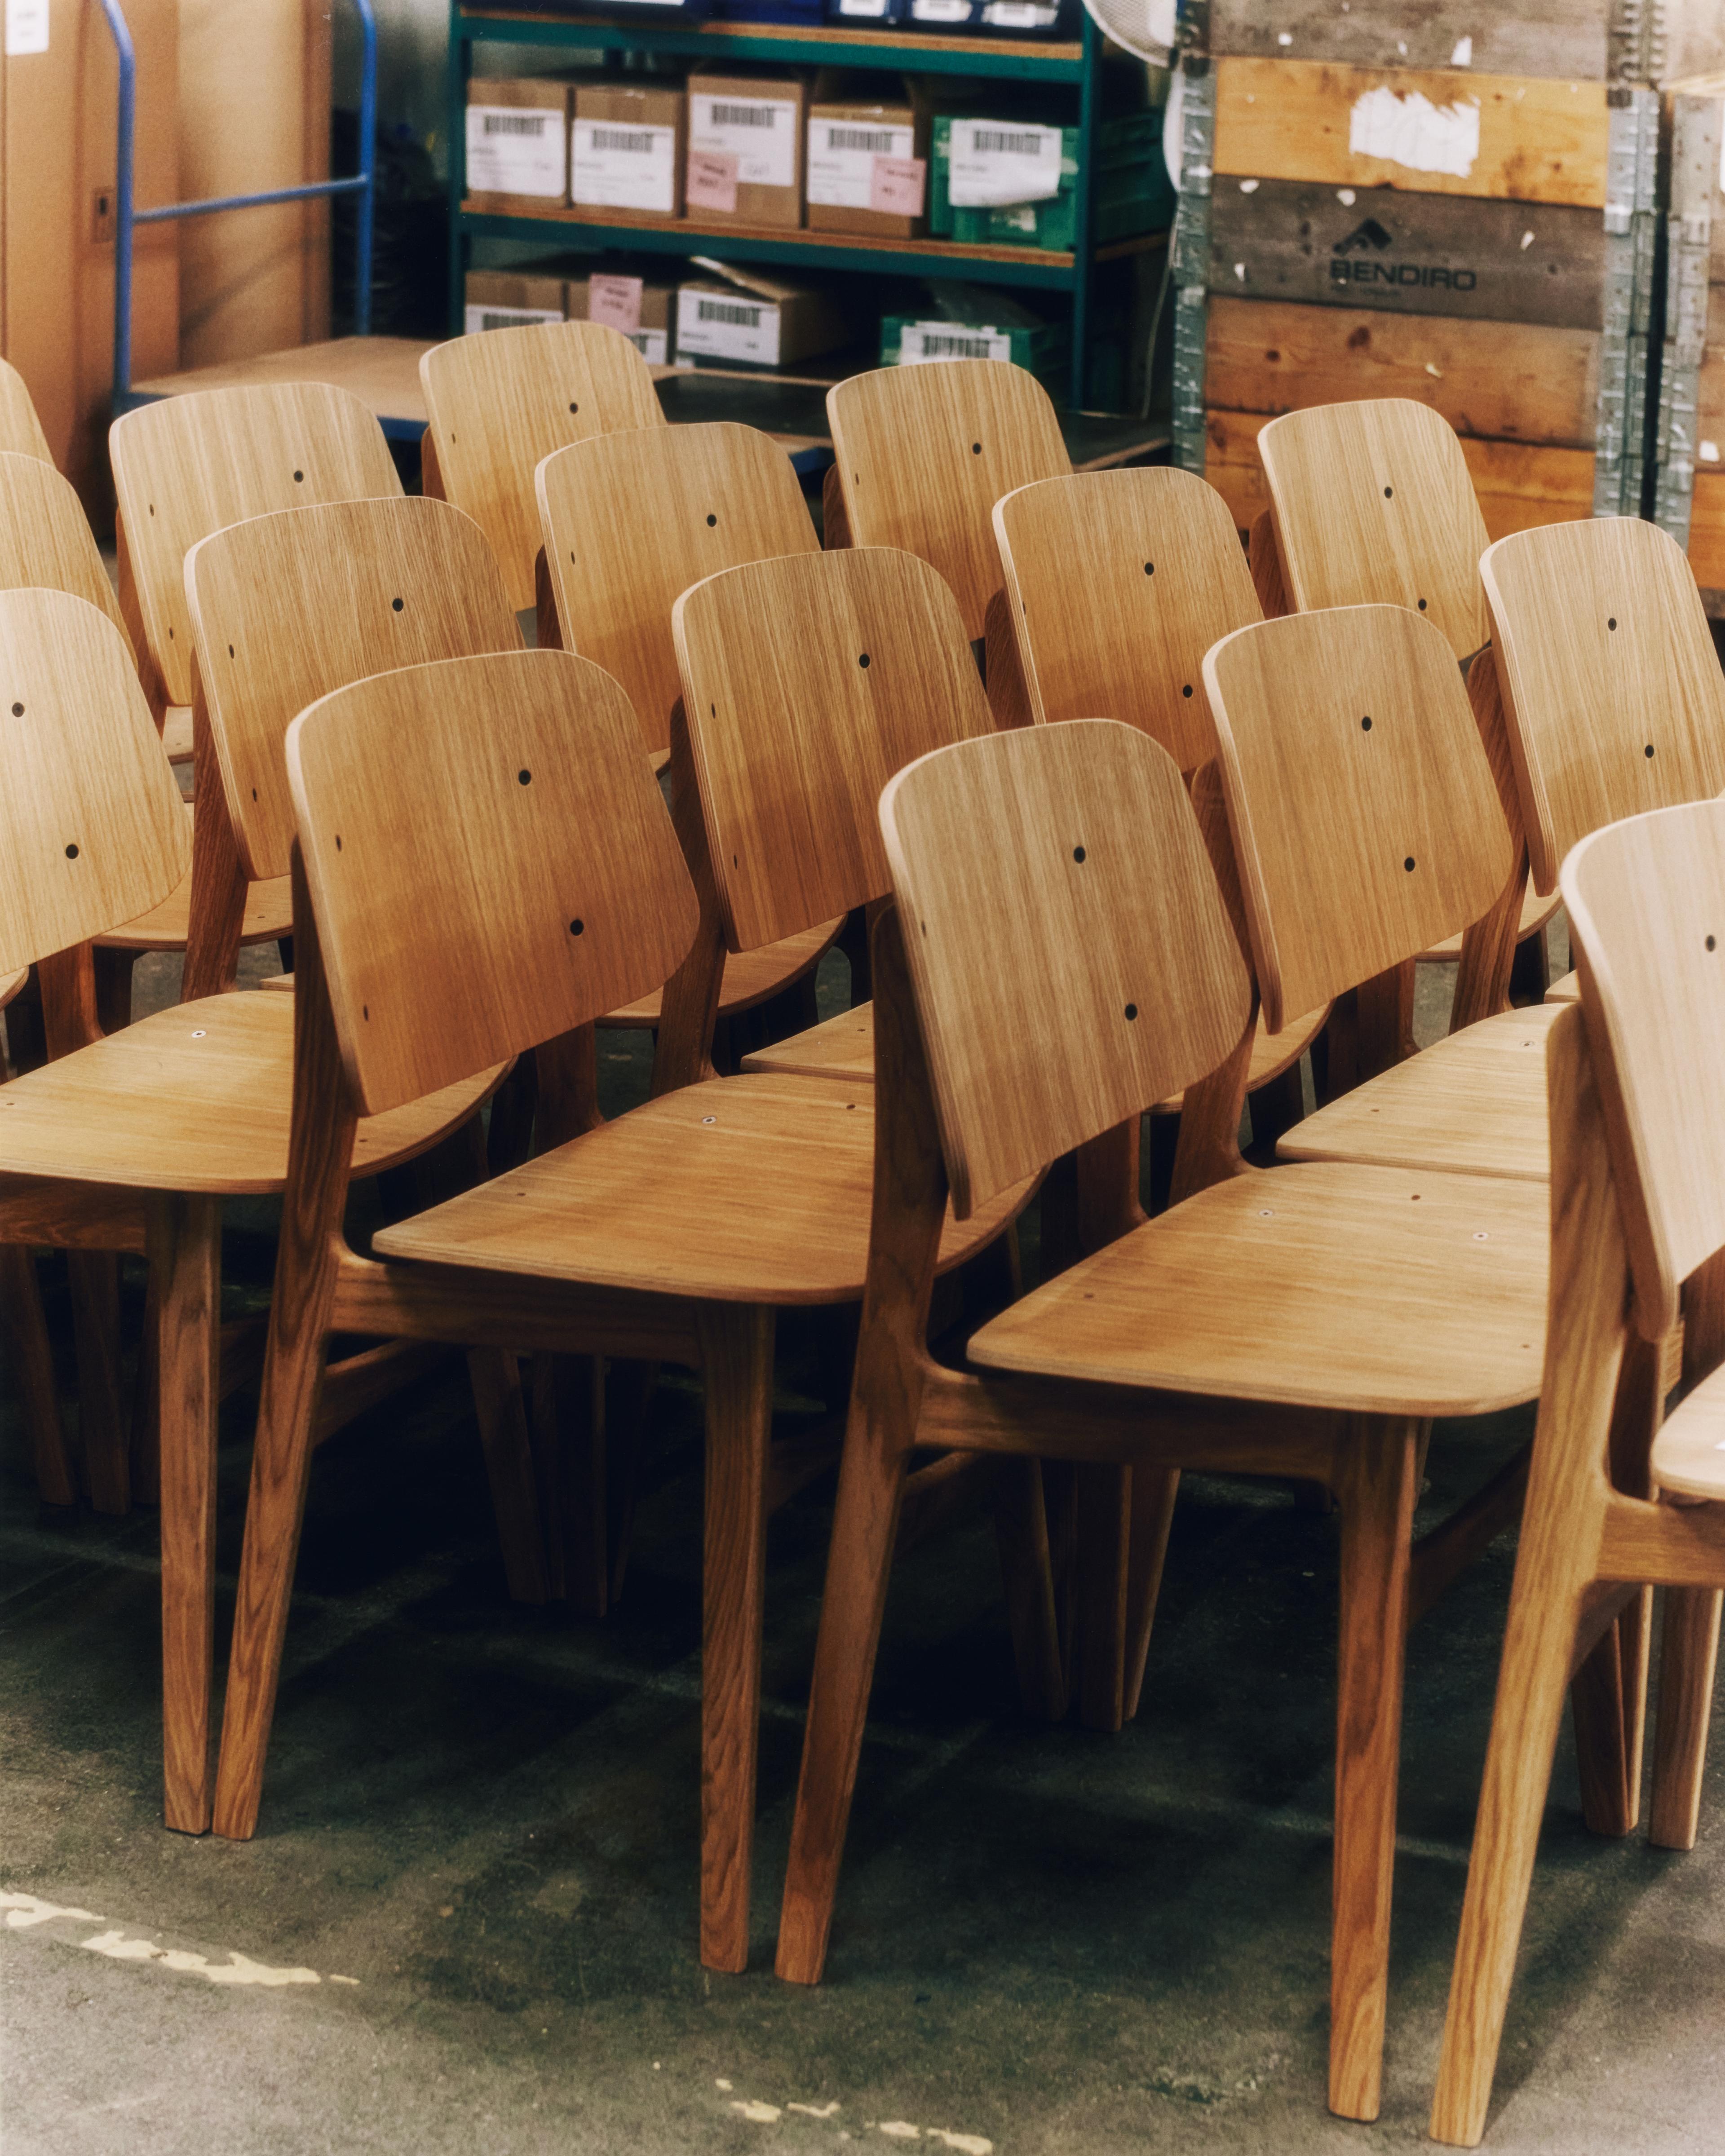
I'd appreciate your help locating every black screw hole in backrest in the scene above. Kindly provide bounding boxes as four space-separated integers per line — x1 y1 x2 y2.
1383 486 1393 499
569 402 579 415
1143 561 1154 575
251 788 257 800
1417 598 1427 611
1181 684 1193 698
1646 743 1656 758
293 470 304 483
65 844 79 860
971 442 982 455
392 597 404 613
706 513 717 527
1123 1003 1138 1021
518 769 532 785
363 1005 369 1021
1404 857 1416 872
1708 935 1717 952
1073 845 1086 863
335 835 343 851
9 702 20 716
570 919 584 936
1361 716 1372 731
1608 618 1618 631
858 654 871 669
227 645 234 658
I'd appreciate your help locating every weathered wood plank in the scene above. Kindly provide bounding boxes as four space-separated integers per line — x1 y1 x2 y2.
1214 59 1611 209
1204 297 1601 447
1203 407 1596 542
1209 0 1613 82
1692 471 1725 588
1698 348 1725 446
1209 178 1606 328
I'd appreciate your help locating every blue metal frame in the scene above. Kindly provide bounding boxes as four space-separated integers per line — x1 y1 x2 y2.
99 0 378 413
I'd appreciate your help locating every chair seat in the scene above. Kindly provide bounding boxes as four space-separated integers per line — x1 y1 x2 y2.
1650 1363 1725 1502
969 1162 1547 1419
1421 872 1558 960
373 1073 1030 1306
1546 969 1579 1004
95 807 294 952
162 703 193 763
0 966 26 1009
741 999 1330 1109
1274 1005 1562 1183
600 915 843 1028
0 990 502 1193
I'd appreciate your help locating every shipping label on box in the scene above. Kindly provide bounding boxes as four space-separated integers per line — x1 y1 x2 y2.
572 118 679 213
677 286 784 367
808 116 918 210
948 119 1063 207
467 100 567 199
898 321 1013 364
689 90 799 190
465 303 564 333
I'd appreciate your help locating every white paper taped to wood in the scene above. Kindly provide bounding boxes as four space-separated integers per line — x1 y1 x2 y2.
1349 86 1480 179
5 0 49 54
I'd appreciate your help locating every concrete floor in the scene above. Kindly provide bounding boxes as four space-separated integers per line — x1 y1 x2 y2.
3 938 1722 2155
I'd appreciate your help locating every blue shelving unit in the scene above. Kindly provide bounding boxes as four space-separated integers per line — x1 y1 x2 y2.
448 6 1161 408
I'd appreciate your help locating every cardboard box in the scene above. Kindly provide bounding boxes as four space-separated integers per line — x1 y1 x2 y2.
463 270 567 336
806 96 930 239
686 74 807 228
572 83 685 224
675 262 846 368
566 274 677 367
465 78 570 209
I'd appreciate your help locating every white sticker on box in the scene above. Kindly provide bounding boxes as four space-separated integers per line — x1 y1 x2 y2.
912 0 973 20
982 1 1060 26
689 96 798 190
947 120 1063 208
572 120 678 213
898 323 1012 365
1347 86 1480 179
464 305 564 335
837 0 892 14
5 0 49 54
466 106 566 198
626 327 670 365
808 120 916 209
676 292 782 368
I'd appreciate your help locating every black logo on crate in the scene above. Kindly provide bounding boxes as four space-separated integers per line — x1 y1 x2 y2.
1330 218 1477 293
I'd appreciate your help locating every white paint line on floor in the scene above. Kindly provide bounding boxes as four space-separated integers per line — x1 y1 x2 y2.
718 2083 993 2153
1 1890 357 1990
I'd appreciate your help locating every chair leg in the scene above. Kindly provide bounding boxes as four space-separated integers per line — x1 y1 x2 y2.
130 1264 162 1509
151 1194 222 1834
992 1458 1066 1723
1328 1415 1420 2124
1248 1061 1306 1153
67 1251 128 1515
1648 1586 1722 1851
699 1301 776 1975
1571 1587 1652 1838
1122 1464 1180 1723
466 1349 552 1605
92 946 135 1036
1 1245 76 1506
1075 1462 1132 1733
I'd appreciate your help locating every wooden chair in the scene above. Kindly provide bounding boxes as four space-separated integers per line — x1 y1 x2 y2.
824 359 1069 728
0 355 54 462
773 714 1550 2127
420 320 665 610
1429 800 1725 2146
992 464 1330 1143
0 586 513 1836
1254 398 1556 1012
208 643 1028 1982
534 421 843 1057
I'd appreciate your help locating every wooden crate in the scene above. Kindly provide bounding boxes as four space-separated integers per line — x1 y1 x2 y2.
1210 0 1636 80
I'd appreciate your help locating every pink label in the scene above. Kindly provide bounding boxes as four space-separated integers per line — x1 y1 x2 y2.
870 155 927 217
686 149 739 215
588 273 643 333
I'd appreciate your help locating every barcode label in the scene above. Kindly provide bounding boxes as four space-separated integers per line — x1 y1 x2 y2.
467 103 566 198
697 300 761 325
829 127 896 153
947 118 1063 209
689 93 797 188
626 327 669 364
897 320 1012 367
572 119 677 212
808 117 917 209
982 0 1059 20
463 304 564 336
676 287 782 365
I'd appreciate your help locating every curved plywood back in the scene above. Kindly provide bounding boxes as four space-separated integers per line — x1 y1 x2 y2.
286 648 699 1117
421 322 667 611
537 423 818 758
186 496 522 884
0 589 189 975
826 361 1070 641
1204 603 1513 1032
673 546 994 954
0 359 53 464
1564 802 1725 1339
0 454 131 644
993 466 1262 773
110 384 402 709
1483 516 1725 896
1258 399 1491 662
881 720 1252 1217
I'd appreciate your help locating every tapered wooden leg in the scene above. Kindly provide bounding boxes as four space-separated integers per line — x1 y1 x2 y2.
466 1349 551 1605
699 1301 776 1974
1122 1465 1180 1723
992 1457 1066 1723
152 1194 222 1834
1076 1462 1132 1733
1648 1586 1722 1851
68 1251 128 1515
1 1245 75 1506
1328 1416 1420 2124
1571 1588 1652 1838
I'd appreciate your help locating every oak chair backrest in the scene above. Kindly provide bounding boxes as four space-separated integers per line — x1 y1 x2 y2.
186 496 522 884
882 720 1252 1217
993 466 1262 773
0 453 132 644
421 322 666 611
1483 516 1725 896
286 648 699 1116
1564 800 1725 1339
536 422 818 760
1203 603 1513 1034
826 361 1070 641
1258 399 1491 662
0 358 53 463
109 384 402 710
672 546 994 955
0 589 190 975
